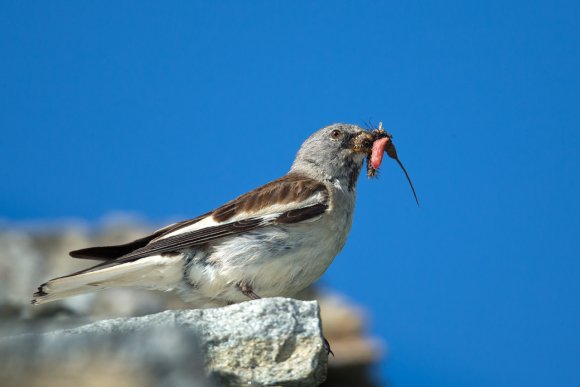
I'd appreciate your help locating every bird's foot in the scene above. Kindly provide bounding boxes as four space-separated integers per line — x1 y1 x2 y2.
237 282 261 300
323 337 334 357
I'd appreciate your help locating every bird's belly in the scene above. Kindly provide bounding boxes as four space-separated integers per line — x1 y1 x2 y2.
188 217 351 302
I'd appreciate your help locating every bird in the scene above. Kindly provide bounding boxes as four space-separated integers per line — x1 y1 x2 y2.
32 123 411 308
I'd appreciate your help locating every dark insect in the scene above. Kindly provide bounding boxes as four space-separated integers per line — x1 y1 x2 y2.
367 123 419 206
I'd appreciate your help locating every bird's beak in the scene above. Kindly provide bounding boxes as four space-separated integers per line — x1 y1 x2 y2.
349 131 375 154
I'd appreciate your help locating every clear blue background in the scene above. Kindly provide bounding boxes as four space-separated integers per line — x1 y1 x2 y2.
1 1 579 385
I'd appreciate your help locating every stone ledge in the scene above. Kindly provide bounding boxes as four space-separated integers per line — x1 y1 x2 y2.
0 298 328 387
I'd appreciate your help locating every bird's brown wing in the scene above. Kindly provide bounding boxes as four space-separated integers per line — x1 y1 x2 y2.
63 203 327 277
69 173 329 263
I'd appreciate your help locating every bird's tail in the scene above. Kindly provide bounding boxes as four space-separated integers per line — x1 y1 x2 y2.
31 255 183 305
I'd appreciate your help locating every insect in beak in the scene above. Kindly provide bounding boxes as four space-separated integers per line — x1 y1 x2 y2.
367 122 419 206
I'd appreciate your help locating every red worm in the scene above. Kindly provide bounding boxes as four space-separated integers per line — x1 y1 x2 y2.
371 137 389 169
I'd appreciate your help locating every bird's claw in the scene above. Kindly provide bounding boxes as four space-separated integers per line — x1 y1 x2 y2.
323 337 334 357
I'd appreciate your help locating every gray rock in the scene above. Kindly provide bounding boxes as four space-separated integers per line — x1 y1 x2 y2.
0 298 328 387
0 326 211 387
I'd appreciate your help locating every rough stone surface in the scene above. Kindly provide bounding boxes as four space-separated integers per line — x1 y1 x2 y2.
0 298 328 387
0 326 210 387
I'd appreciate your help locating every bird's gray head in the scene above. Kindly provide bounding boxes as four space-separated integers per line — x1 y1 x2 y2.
290 123 374 190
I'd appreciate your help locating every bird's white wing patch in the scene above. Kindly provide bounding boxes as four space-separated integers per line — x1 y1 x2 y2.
158 215 219 240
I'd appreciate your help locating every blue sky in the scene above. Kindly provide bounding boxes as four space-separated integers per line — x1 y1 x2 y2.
1 1 579 385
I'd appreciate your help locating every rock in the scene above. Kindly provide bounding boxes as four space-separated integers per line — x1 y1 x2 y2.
0 326 211 387
0 298 328 387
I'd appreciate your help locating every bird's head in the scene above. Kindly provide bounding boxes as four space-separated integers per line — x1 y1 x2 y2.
290 123 374 189
291 123 419 204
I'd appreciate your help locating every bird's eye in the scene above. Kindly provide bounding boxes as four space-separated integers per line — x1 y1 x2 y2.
330 129 342 139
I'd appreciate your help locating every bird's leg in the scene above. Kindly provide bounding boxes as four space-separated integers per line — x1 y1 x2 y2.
237 281 261 300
